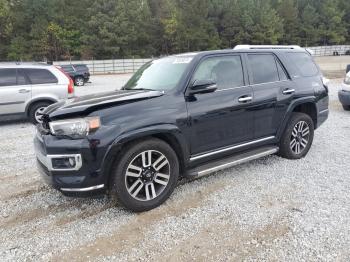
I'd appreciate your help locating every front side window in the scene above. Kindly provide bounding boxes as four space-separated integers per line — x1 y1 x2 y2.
192 55 244 90
24 69 58 84
0 69 17 87
123 56 193 91
248 54 279 85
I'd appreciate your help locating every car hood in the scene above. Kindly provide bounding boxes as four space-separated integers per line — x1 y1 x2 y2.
45 89 164 119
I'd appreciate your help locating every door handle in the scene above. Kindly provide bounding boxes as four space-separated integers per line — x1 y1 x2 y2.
282 88 295 95
18 89 30 93
238 96 252 103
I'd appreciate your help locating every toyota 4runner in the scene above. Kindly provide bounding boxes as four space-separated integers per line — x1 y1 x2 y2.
34 45 329 212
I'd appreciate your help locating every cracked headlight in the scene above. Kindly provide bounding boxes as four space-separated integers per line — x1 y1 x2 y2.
49 117 101 139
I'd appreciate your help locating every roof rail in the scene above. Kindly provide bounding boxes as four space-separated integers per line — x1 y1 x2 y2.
234 45 302 50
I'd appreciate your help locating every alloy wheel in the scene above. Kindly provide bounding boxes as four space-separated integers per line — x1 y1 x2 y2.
75 77 84 86
290 120 310 155
34 107 47 123
125 150 170 201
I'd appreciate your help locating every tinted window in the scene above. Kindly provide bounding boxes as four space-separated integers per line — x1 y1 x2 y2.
276 60 288 81
24 69 58 84
0 69 17 86
74 65 88 70
248 54 279 84
193 56 244 90
61 65 74 73
287 52 318 77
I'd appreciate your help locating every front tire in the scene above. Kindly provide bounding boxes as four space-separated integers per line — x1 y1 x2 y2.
110 138 179 212
278 112 314 159
342 105 350 111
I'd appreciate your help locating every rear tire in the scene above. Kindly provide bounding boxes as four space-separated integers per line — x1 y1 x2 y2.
342 105 350 111
278 112 314 159
74 76 85 86
28 102 51 124
110 138 179 212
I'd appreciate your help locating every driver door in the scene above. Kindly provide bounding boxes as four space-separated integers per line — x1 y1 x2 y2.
186 54 254 156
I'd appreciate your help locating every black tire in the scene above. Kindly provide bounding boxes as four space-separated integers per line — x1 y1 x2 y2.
110 138 179 212
74 76 85 86
28 102 51 124
342 105 350 111
278 112 314 159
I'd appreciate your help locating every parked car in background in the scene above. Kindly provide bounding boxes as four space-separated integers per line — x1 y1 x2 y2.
0 62 74 124
60 64 90 86
338 65 350 110
34 45 329 212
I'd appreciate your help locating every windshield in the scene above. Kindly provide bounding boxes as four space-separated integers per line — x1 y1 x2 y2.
123 56 193 91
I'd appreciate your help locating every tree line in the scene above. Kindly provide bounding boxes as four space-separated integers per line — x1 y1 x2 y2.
0 0 349 61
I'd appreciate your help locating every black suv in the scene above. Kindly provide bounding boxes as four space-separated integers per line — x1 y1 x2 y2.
60 64 90 86
34 46 329 212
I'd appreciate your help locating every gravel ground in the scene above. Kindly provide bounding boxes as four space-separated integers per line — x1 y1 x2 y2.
0 77 350 261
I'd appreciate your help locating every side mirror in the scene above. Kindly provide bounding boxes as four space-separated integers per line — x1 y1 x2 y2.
189 79 217 95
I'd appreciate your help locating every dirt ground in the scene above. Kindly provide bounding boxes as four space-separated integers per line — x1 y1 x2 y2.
1 77 350 261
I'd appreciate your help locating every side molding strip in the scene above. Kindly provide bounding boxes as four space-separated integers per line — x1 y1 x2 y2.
190 136 275 161
197 147 278 178
60 184 105 192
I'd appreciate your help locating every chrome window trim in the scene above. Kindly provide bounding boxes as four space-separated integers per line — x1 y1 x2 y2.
190 136 275 161
215 80 292 92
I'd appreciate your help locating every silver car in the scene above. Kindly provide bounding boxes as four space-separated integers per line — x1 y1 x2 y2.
0 63 74 124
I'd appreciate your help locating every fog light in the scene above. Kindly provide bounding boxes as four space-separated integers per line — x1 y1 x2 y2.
52 157 77 169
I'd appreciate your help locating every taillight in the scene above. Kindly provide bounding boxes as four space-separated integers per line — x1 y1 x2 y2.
68 78 74 94
56 66 74 95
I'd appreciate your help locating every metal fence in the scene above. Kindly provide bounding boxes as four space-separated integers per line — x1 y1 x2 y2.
53 58 152 75
308 45 350 56
53 45 350 75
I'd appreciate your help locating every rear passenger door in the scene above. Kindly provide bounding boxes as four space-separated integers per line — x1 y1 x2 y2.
23 69 59 100
0 68 31 115
246 53 296 139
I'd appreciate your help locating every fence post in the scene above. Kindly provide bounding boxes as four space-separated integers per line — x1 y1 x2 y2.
123 58 125 73
132 56 135 73
92 58 95 75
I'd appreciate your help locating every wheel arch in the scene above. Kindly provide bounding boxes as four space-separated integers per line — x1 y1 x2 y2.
25 98 57 116
103 125 190 189
277 97 317 140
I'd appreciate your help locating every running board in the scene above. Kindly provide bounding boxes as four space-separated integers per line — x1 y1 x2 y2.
186 146 279 178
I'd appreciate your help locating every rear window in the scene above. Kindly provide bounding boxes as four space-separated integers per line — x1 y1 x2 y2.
74 65 88 70
247 54 279 84
24 69 58 84
61 65 74 72
0 69 17 86
287 52 318 77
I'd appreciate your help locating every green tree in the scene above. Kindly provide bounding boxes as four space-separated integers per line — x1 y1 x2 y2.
318 0 346 45
299 3 320 46
277 0 300 44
